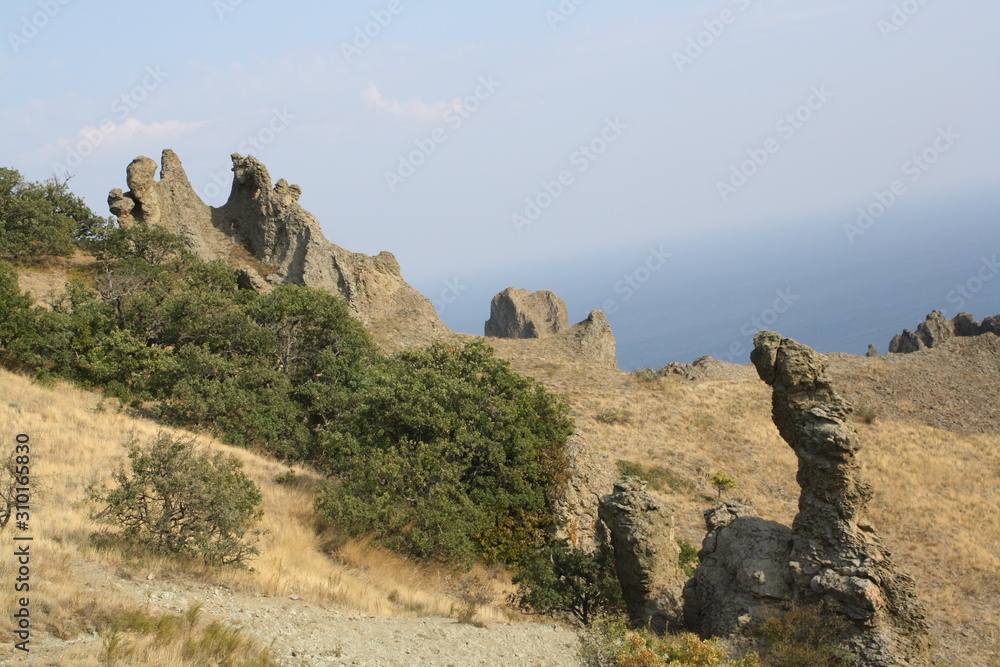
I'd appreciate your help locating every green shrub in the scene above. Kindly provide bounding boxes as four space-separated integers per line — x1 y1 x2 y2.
596 406 634 425
710 471 738 499
677 537 700 578
88 433 264 567
616 460 695 494
316 340 573 566
513 540 624 626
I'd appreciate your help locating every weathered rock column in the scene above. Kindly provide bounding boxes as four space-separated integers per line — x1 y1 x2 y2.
751 331 930 666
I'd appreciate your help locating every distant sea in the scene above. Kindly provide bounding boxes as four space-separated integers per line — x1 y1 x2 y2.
421 189 1000 371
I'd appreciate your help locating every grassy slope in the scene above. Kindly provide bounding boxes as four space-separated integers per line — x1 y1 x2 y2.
492 343 1000 667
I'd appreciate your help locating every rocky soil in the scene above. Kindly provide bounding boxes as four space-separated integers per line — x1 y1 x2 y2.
18 561 582 667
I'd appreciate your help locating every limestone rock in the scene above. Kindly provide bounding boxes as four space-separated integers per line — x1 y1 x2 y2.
599 478 686 633
683 503 793 637
751 331 930 666
109 150 448 347
484 287 569 339
567 310 618 369
549 434 617 552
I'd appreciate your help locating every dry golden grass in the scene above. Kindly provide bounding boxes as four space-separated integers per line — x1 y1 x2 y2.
0 367 518 662
496 349 1000 666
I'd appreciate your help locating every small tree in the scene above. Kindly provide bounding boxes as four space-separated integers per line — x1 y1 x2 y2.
710 471 737 499
512 540 624 626
88 433 264 567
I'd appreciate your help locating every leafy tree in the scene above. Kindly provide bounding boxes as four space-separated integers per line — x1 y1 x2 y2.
710 471 738 499
0 261 39 368
88 433 263 567
513 541 624 626
0 168 104 259
316 340 573 565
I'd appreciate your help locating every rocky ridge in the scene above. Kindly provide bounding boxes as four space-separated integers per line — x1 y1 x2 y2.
889 310 999 353
109 150 449 348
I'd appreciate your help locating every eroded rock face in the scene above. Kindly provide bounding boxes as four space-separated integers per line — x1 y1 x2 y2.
683 503 793 637
484 287 569 339
599 478 686 633
567 310 618 369
751 331 930 666
549 434 617 552
889 310 998 353
109 151 448 347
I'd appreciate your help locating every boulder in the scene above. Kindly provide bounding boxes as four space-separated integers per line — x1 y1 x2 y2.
866 344 878 358
567 310 618 369
683 503 793 637
751 331 930 666
599 478 686 633
484 287 569 339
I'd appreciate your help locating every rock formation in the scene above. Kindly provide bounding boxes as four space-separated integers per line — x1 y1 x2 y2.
109 150 448 347
750 331 930 666
683 503 792 637
549 434 616 552
599 478 686 633
867 344 878 358
889 310 999 353
484 287 569 339
567 310 618 369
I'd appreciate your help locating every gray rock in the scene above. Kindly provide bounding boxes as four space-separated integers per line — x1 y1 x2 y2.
484 287 569 339
567 310 618 370
751 331 930 666
683 503 793 637
108 150 448 347
889 310 998 354
599 478 686 633
888 330 924 354
866 344 878 358
548 434 617 552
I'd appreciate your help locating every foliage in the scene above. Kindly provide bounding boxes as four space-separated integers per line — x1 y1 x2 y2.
596 406 634 425
748 604 854 667
0 168 106 260
710 471 738 499
88 433 264 567
316 340 573 566
580 616 761 667
677 537 700 578
512 540 624 626
0 261 39 369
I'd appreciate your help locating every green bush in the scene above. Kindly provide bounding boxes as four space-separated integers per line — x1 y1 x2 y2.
748 604 853 667
616 460 695 494
513 540 624 626
580 616 760 667
677 537 700 578
316 340 573 566
88 433 264 567
710 471 738 499
0 168 105 260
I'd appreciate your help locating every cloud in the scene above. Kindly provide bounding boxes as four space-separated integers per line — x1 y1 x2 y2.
27 118 208 165
361 83 460 121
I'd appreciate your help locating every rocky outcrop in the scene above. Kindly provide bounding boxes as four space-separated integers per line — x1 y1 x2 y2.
109 151 448 347
750 331 930 666
867 344 878 358
484 287 569 339
567 310 618 369
683 503 792 637
889 310 998 353
549 434 616 552
599 479 686 633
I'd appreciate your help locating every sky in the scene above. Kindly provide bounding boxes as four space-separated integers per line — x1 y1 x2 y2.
2 0 998 366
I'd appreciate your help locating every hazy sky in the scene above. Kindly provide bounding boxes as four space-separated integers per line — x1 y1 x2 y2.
2 0 998 353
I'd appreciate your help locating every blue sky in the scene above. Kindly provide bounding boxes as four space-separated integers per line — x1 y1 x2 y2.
2 0 998 359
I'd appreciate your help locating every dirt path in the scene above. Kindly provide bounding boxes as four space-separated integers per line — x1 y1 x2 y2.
14 561 582 666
